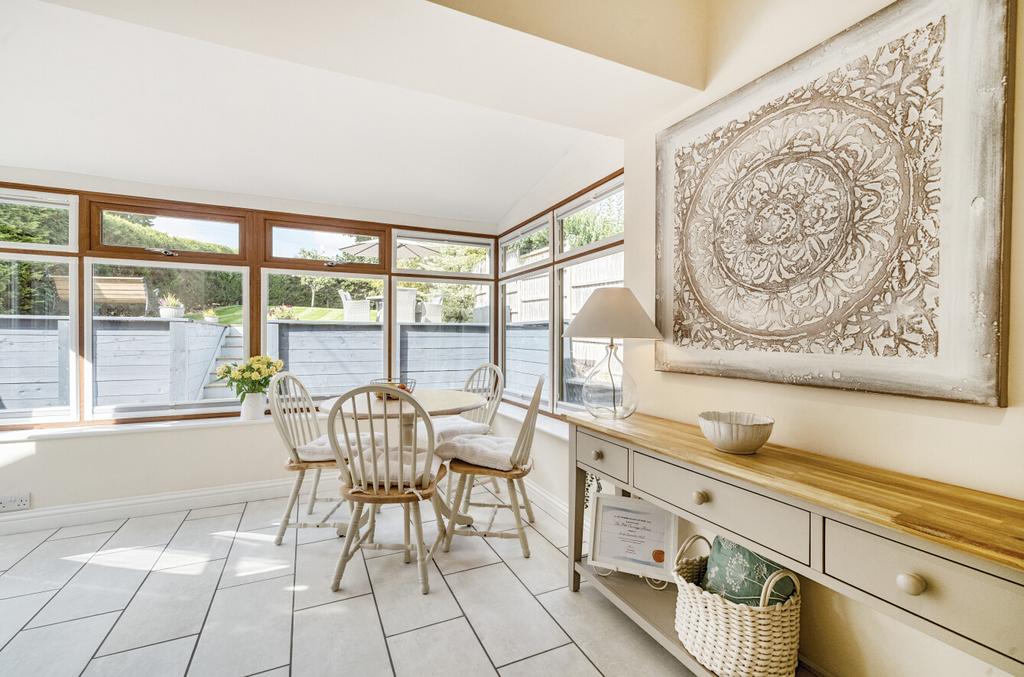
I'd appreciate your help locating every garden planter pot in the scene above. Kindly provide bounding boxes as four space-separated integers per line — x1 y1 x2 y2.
159 306 185 319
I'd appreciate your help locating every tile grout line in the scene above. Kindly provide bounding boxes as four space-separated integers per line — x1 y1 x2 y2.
181 504 246 676
383 612 468 640
0 527 60 579
294 590 374 614
475 511 607 677
218 571 294 591
431 557 501 674
79 632 199 661
0 587 61 603
288 502 298 677
3 526 124 656
492 640 575 670
242 663 289 677
76 510 192 676
361 545 398 676
46 519 127 542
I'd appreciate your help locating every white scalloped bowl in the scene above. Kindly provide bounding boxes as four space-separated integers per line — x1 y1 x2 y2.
698 411 774 455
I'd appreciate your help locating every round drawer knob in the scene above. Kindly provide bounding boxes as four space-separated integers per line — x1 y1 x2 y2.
896 573 927 596
692 490 710 505
591 449 604 461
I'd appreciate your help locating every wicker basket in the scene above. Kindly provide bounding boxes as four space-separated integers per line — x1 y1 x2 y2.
672 535 801 677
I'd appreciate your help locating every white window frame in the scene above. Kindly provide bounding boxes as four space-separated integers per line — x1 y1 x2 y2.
498 214 553 277
499 268 554 409
0 188 79 253
391 275 494 385
84 257 250 421
553 245 624 414
261 267 388 399
554 177 625 261
390 230 494 280
0 252 79 424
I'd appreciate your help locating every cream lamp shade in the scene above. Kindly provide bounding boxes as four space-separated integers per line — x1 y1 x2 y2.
564 287 661 340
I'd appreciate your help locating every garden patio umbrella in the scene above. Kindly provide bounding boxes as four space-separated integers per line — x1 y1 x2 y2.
336 239 441 261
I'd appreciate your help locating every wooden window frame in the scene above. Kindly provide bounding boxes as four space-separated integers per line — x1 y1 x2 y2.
261 213 389 274
391 230 494 281
89 196 251 264
496 169 625 418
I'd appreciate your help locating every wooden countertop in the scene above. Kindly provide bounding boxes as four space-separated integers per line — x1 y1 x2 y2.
568 412 1024 574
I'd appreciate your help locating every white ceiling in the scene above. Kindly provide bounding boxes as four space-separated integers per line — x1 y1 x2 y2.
1 0 696 231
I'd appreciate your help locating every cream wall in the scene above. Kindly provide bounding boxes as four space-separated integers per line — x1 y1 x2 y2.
622 1 1021 675
0 420 286 511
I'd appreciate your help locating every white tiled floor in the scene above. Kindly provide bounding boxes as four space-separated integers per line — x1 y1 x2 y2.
0 483 693 677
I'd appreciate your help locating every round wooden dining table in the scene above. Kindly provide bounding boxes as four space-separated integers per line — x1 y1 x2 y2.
318 388 486 527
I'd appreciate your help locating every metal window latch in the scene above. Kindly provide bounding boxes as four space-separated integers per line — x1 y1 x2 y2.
144 247 178 257
323 261 338 267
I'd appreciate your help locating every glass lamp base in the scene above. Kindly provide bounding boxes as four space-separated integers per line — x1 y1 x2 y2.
581 342 638 419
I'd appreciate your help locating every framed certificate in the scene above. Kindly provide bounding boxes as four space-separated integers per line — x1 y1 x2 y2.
589 494 680 582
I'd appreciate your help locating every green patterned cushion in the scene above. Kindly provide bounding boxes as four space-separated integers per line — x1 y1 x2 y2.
701 536 796 607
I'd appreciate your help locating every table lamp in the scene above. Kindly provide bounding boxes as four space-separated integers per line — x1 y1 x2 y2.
563 287 661 419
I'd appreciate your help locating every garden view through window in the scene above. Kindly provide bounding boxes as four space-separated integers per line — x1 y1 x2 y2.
0 255 75 422
265 271 385 397
101 210 240 255
0 190 75 249
501 221 549 273
88 261 245 416
394 234 490 275
502 272 550 405
270 225 380 265
397 279 490 389
557 183 624 252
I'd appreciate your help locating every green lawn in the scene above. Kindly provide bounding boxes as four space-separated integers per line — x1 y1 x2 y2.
186 305 370 324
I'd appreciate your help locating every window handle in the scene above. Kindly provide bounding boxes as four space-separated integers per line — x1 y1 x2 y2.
324 261 338 267
144 247 178 257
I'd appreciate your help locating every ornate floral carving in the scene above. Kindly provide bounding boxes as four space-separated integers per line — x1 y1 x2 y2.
671 19 944 358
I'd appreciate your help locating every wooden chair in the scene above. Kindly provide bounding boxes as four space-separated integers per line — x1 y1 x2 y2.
442 376 543 558
436 364 505 499
327 385 448 594
268 372 350 545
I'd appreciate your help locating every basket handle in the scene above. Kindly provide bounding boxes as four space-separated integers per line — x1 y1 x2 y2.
674 534 711 567
759 569 801 607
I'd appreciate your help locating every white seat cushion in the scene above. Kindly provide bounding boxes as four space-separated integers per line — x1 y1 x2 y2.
417 416 490 446
436 433 515 470
348 449 444 487
296 432 387 462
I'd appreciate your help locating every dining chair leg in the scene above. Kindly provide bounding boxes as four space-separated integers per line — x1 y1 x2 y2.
460 475 475 513
411 501 429 594
489 477 501 495
274 470 305 546
444 474 469 552
515 478 535 523
332 502 364 592
367 502 377 544
507 479 531 559
402 504 412 563
305 469 321 515
445 471 454 502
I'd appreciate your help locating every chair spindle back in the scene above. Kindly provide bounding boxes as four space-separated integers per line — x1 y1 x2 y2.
509 376 544 469
269 372 322 463
461 363 504 427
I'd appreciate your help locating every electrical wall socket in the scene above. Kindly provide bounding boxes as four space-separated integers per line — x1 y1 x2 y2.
0 493 31 512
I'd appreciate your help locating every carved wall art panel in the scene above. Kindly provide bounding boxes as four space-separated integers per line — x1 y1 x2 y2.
655 0 1011 405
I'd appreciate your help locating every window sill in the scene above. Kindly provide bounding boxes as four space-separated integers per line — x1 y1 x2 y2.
497 402 569 442
0 415 276 444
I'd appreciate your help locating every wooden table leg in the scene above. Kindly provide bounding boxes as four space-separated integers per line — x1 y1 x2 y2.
568 427 586 591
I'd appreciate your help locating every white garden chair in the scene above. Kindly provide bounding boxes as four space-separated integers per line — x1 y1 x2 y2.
441 376 543 558
268 372 351 545
327 384 448 594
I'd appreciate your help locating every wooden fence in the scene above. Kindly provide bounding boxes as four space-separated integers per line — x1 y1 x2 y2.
0 316 69 413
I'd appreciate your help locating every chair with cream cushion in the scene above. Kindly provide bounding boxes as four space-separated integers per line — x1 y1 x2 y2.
327 384 448 594
441 376 543 558
432 364 506 500
269 372 368 545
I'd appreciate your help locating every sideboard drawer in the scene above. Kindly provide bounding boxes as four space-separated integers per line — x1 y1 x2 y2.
633 453 810 564
825 519 1024 663
576 431 629 483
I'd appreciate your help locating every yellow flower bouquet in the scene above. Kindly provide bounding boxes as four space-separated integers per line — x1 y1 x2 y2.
215 355 284 402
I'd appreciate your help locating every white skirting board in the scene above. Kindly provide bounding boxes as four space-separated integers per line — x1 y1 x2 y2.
0 477 298 535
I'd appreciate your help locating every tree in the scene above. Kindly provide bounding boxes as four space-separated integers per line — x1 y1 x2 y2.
299 272 333 307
